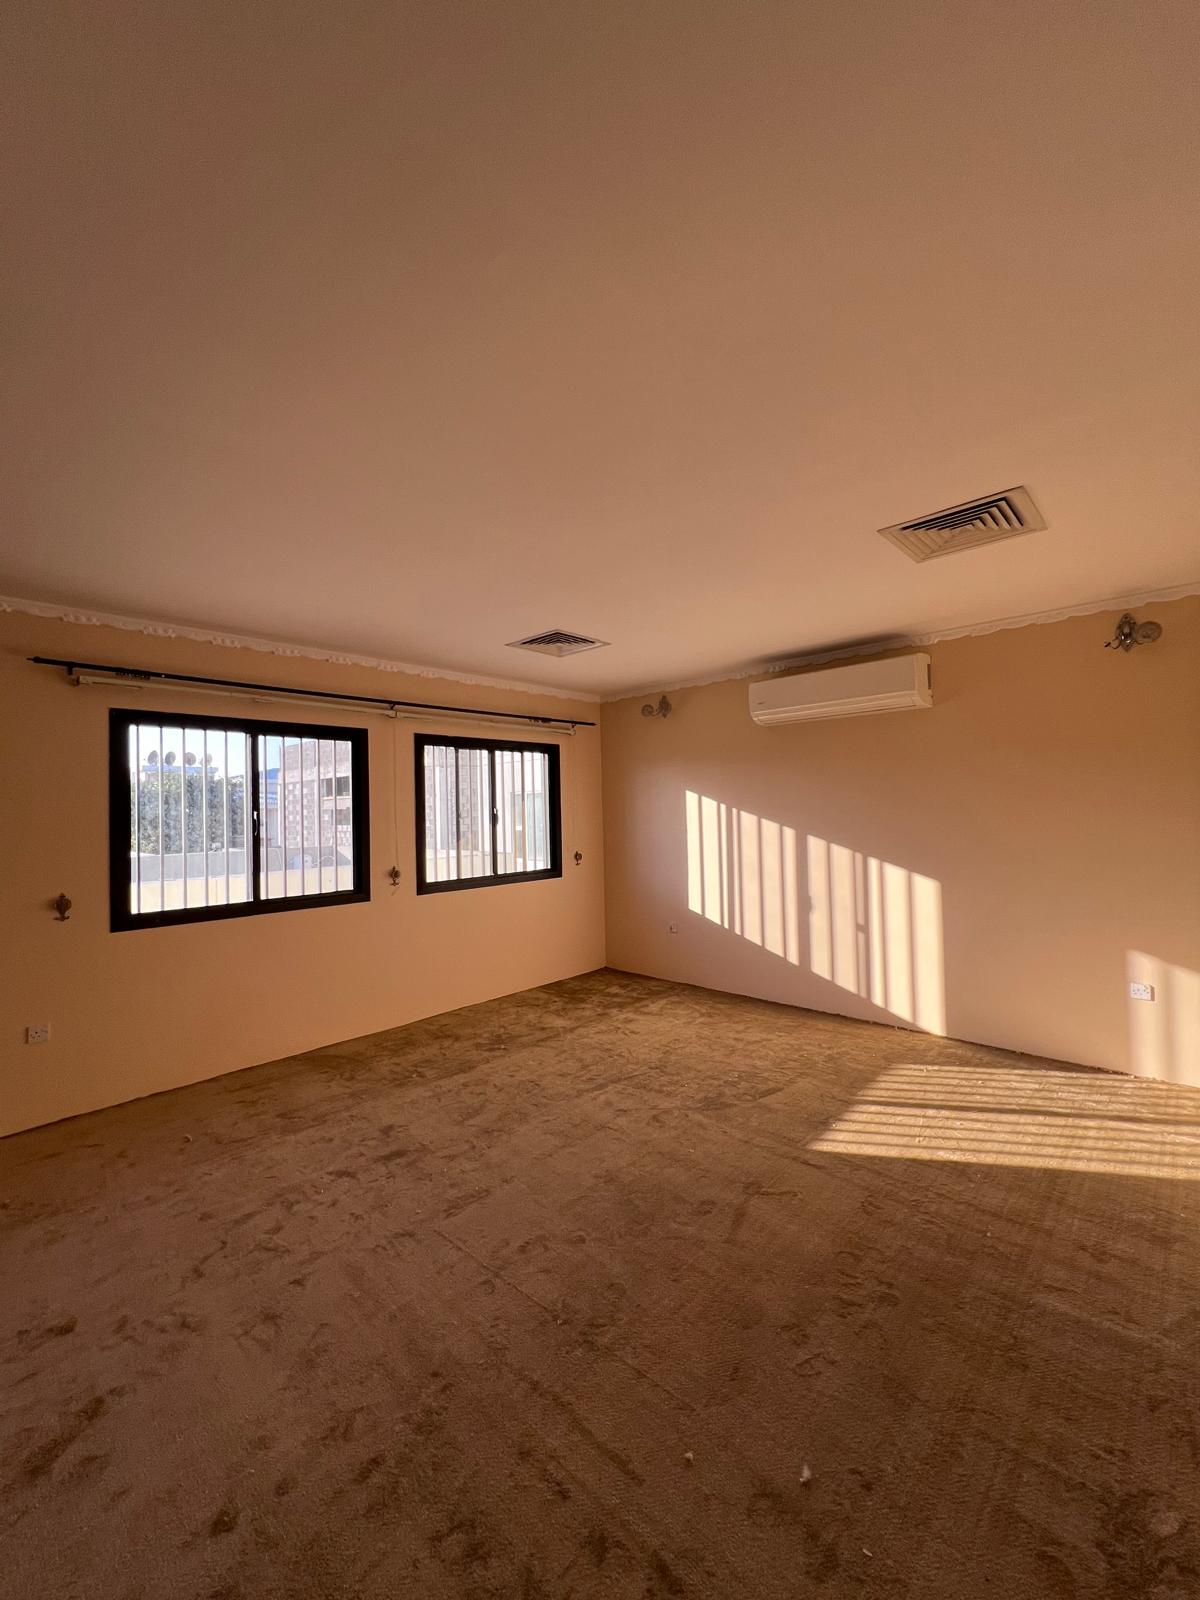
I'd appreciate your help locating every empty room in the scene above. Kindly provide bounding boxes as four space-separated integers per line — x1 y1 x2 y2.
3 3 1199 1597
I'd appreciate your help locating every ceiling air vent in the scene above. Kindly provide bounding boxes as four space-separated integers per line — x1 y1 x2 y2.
879 486 1046 562
507 629 609 658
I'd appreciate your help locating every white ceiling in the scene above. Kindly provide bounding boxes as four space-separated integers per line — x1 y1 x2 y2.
3 1 1198 697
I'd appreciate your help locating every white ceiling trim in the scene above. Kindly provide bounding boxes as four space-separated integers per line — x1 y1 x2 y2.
5 579 1195 707
0 594 602 704
607 580 1200 703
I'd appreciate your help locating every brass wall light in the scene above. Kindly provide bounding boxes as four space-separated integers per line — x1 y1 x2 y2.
641 694 672 718
1106 612 1162 652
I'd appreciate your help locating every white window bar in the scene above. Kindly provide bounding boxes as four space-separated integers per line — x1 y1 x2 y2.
279 734 289 898
131 724 140 915
223 734 230 904
299 737 310 896
259 736 270 898
313 740 321 890
319 738 329 893
464 747 472 876
285 736 293 896
183 731 195 909
337 739 352 891
499 749 507 871
201 732 209 906
168 727 182 912
450 746 459 879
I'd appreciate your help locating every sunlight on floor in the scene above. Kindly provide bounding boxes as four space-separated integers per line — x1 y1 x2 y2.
810 1060 1200 1179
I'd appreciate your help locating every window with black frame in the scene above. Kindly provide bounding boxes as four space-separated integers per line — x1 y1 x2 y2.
109 709 369 929
416 734 561 893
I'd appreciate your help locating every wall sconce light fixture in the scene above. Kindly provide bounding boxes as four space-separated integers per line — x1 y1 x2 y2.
1106 612 1162 652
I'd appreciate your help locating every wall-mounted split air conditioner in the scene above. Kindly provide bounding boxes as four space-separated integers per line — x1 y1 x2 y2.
749 652 932 726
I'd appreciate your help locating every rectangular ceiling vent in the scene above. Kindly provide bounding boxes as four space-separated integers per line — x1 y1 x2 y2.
507 629 609 658
879 485 1046 562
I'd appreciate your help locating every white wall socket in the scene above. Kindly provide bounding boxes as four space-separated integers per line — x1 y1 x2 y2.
1129 982 1155 1002
26 1023 50 1044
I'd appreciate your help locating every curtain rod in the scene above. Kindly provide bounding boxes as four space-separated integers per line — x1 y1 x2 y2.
29 656 595 729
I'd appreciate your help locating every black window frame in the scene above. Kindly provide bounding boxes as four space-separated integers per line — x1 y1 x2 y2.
109 707 370 931
414 732 562 895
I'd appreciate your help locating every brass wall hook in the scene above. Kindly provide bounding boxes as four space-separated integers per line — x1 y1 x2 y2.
52 893 72 921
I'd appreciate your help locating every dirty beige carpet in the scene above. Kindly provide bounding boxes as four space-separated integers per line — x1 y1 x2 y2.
3 970 1198 1599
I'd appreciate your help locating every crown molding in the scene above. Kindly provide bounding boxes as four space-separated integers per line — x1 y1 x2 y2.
605 580 1200 703
0 594 602 704
5 579 1195 710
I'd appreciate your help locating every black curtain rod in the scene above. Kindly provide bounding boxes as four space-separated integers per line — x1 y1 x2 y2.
28 656 596 728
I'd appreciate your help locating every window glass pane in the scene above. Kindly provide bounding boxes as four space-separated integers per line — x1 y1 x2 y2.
422 742 497 883
335 739 354 891
447 746 459 880
129 724 141 915
183 737 203 909
258 733 358 902
470 746 492 877
223 730 251 905
160 725 185 912
317 739 331 893
260 734 283 900
117 714 362 926
300 736 315 896
420 739 554 890
288 736 301 897
284 736 300 896
423 745 438 881
525 749 547 872
495 747 543 877
496 749 513 874
128 722 251 915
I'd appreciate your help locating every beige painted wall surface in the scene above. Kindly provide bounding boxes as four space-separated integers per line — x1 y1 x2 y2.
1 615 605 1135
602 601 1200 1082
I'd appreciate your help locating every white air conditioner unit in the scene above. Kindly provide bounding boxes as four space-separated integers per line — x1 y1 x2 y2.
749 652 932 726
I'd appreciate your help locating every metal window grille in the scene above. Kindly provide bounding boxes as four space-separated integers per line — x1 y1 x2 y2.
415 735 561 894
109 710 369 930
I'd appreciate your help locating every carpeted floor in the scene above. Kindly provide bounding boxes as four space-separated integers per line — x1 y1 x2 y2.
3 969 1199 1599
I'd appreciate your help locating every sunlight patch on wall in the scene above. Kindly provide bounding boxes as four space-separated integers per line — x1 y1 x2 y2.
810 1060 1200 1180
1128 951 1200 1085
685 790 800 964
808 837 945 1034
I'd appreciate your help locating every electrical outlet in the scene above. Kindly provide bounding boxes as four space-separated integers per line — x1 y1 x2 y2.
1129 982 1155 1002
26 1023 50 1044
668 921 678 934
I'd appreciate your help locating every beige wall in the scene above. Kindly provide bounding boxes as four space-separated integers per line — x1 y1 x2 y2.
1 614 605 1135
602 600 1200 1082
5 599 1197 1137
